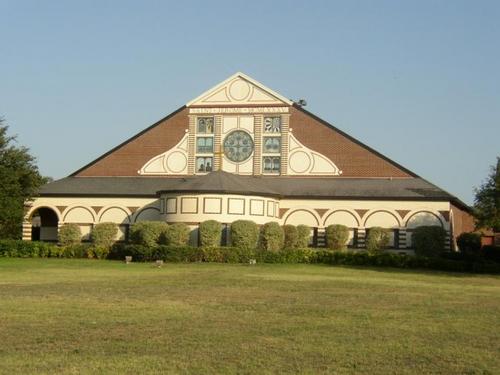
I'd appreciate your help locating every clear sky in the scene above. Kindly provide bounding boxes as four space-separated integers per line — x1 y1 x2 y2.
1 0 499 204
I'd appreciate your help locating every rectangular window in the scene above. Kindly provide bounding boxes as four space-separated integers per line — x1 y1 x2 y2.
263 137 281 153
196 157 213 173
262 156 280 174
197 117 214 134
196 137 213 153
264 116 281 133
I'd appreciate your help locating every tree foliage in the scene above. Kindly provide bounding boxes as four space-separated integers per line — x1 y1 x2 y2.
0 119 47 239
474 157 500 232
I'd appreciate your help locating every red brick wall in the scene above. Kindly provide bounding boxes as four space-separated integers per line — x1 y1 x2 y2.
75 107 188 177
76 105 414 178
451 204 475 237
289 107 412 177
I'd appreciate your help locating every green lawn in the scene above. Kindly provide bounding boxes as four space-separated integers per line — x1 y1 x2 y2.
0 259 499 374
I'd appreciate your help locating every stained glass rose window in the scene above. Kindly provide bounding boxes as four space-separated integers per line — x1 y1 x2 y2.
223 130 254 163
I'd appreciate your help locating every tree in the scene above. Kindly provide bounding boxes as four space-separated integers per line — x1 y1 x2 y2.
474 157 500 232
0 118 47 239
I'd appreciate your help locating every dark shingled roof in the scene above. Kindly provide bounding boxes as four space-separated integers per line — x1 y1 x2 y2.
39 171 467 207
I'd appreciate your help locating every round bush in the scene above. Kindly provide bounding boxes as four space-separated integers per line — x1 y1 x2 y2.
325 224 349 251
283 225 298 249
91 222 119 249
231 220 259 250
296 225 311 248
130 221 168 248
260 222 284 252
366 227 390 253
163 223 190 246
58 223 81 246
457 232 481 254
199 220 222 248
412 226 446 257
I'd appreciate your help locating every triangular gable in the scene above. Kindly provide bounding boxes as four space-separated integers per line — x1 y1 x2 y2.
187 72 293 107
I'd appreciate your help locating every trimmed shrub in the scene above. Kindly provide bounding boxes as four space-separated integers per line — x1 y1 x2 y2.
231 220 259 250
283 225 298 249
457 232 482 254
365 227 390 253
199 220 222 248
260 222 284 252
129 221 168 248
61 243 90 258
325 224 349 251
58 223 81 246
155 245 203 262
91 222 118 248
0 240 61 258
296 225 311 248
412 226 446 257
163 223 190 246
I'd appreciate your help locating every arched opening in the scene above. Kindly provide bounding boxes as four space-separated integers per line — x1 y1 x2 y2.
31 207 59 242
324 210 360 248
406 211 443 248
364 210 400 248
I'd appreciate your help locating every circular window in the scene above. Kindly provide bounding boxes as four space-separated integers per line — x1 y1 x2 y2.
223 130 254 163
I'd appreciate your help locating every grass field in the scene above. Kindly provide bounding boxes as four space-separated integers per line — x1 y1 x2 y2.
0 259 499 374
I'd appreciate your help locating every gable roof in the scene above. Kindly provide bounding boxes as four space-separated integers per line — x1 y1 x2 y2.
186 72 294 107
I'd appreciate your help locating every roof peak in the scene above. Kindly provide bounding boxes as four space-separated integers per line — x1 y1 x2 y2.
186 72 293 107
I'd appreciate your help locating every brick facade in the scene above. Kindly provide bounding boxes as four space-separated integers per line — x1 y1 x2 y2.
74 105 413 178
75 107 189 177
289 106 412 178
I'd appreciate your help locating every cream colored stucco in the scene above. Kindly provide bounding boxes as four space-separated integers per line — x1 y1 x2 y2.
26 194 452 250
187 72 293 107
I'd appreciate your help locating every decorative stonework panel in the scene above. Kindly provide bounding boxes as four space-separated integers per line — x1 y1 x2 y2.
181 197 198 214
250 199 265 216
406 211 443 228
63 207 95 223
228 198 245 215
134 207 161 222
204 197 222 214
187 73 293 107
138 133 189 175
287 133 342 176
323 210 359 227
99 207 130 224
364 211 399 228
166 198 177 214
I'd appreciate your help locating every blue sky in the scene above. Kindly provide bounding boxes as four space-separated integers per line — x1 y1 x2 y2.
1 0 499 204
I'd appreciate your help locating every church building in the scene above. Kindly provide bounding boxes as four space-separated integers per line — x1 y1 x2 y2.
25 72 474 250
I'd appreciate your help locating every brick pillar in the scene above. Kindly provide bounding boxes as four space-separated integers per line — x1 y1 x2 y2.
357 228 366 249
280 114 290 176
316 227 326 247
214 115 222 171
22 220 32 241
253 115 263 175
398 229 407 249
444 231 451 250
187 115 196 174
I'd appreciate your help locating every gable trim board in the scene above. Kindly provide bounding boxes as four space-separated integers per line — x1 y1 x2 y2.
28 72 472 248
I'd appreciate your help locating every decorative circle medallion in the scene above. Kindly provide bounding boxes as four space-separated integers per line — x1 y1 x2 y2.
223 130 254 163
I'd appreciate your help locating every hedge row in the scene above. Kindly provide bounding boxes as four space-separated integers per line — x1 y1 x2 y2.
2 239 499 274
